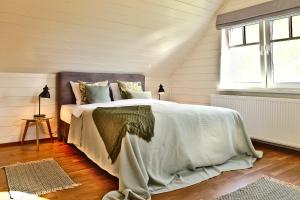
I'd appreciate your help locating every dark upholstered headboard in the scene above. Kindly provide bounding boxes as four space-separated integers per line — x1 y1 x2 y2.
56 71 145 140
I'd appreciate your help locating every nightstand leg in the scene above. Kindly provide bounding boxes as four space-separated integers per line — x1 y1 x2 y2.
21 121 30 144
36 122 40 151
46 119 54 142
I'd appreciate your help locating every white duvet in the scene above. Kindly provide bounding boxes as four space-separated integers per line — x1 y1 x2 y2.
67 99 262 200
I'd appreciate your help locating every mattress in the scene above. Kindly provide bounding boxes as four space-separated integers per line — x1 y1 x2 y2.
60 104 77 124
60 100 153 124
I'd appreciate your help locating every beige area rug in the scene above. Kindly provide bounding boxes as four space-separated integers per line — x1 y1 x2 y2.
217 176 300 200
3 158 80 199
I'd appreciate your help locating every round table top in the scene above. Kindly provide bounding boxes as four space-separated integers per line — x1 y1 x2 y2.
22 117 52 121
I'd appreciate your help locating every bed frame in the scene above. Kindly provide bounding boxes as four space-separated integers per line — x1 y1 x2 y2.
56 71 145 141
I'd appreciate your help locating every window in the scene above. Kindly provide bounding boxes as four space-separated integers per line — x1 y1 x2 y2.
220 23 264 88
220 14 300 91
270 16 300 84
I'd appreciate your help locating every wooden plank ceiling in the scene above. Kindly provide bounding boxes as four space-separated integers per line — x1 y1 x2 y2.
0 0 224 76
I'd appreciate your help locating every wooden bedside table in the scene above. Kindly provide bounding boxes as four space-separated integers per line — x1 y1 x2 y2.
21 117 54 150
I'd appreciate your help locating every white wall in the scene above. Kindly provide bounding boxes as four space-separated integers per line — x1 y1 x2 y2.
0 0 224 143
170 0 272 104
0 73 56 144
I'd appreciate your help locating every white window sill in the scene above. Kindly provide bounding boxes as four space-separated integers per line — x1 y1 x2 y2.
218 88 300 95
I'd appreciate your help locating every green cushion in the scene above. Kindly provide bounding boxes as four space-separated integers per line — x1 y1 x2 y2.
86 85 111 104
128 91 152 99
78 80 108 104
117 81 143 99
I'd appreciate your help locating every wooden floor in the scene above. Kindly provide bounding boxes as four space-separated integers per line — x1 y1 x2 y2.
0 141 299 200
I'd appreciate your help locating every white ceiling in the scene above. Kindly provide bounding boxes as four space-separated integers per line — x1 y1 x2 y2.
0 0 224 76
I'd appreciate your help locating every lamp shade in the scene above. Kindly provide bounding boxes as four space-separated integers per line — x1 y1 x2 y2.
39 85 50 98
158 84 165 94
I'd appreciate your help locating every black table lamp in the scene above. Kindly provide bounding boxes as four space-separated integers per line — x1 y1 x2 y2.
34 85 50 118
158 84 165 100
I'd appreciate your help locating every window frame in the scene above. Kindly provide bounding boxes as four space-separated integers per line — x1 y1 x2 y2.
228 24 260 48
266 16 300 89
220 22 266 90
219 14 300 93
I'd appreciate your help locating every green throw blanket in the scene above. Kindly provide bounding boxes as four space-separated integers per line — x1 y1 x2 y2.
92 105 155 163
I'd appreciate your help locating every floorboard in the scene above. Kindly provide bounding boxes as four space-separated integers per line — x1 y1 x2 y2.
0 141 299 200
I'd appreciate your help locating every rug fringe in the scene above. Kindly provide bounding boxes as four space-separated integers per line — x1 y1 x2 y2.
0 158 55 169
35 183 82 196
262 176 300 191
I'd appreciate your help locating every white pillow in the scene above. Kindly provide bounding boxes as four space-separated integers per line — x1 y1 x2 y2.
70 81 81 105
110 83 122 101
128 91 152 99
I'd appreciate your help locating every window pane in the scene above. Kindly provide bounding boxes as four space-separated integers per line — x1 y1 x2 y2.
228 45 261 83
245 23 259 43
272 40 300 83
229 27 243 46
272 17 289 40
292 15 300 37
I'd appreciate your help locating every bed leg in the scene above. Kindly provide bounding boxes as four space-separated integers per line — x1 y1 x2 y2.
62 122 70 143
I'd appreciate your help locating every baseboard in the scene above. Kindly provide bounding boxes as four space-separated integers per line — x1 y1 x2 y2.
252 138 300 154
0 138 57 148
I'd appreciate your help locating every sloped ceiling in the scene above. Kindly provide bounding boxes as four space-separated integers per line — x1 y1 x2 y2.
0 0 224 76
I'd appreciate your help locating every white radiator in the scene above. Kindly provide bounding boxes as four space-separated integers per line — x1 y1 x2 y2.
211 95 300 149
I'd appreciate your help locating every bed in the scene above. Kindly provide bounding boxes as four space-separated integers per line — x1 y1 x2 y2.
56 72 262 200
